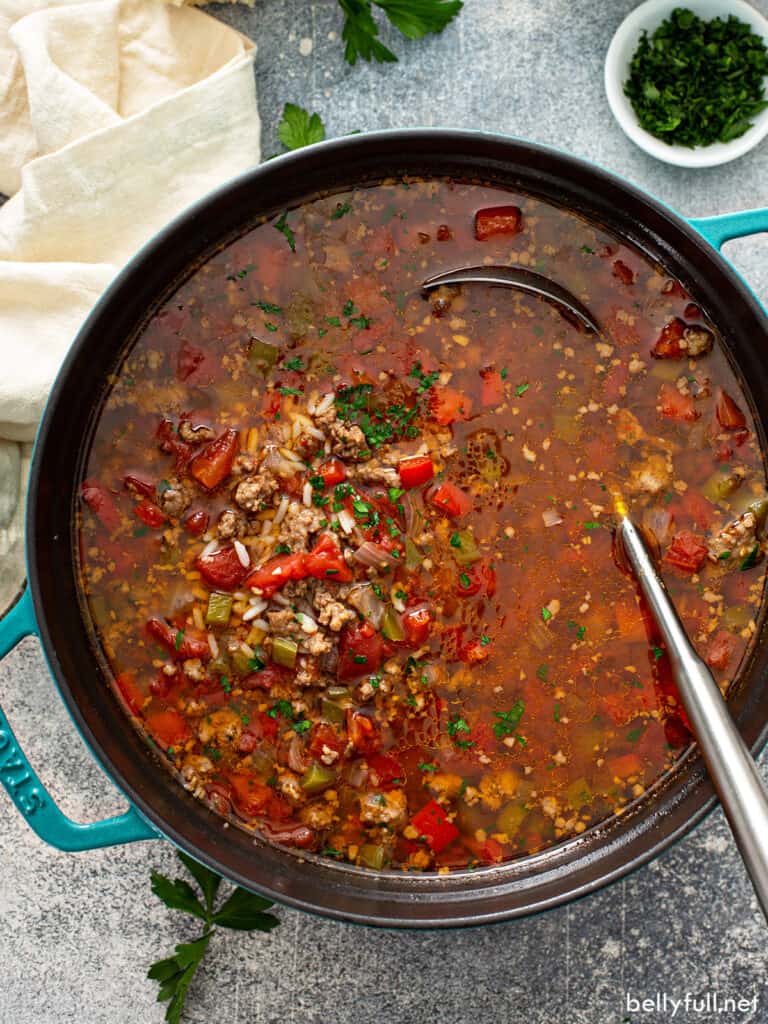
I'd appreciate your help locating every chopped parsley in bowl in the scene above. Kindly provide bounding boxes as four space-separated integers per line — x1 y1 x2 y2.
605 0 768 167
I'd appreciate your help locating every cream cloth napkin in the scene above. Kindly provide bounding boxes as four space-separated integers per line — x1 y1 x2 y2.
0 0 260 612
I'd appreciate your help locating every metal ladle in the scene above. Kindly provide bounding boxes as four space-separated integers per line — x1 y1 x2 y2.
420 264 768 920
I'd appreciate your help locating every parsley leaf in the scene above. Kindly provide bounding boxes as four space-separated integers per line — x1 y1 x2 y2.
148 852 280 1023
274 211 296 252
493 699 525 739
278 103 326 151
338 0 462 65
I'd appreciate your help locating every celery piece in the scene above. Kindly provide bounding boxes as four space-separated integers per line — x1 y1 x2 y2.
359 843 386 870
451 528 482 566
205 592 233 628
272 636 298 668
300 763 336 793
381 605 405 642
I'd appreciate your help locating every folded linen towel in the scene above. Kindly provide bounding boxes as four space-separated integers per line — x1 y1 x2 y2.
0 0 260 611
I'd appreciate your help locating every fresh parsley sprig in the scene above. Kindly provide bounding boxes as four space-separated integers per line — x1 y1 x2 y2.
148 852 280 1024
339 0 463 65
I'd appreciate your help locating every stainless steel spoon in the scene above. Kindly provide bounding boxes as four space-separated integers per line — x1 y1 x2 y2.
619 514 768 920
421 264 600 334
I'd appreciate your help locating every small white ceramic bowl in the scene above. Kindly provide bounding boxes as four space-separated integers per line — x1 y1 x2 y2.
605 0 768 168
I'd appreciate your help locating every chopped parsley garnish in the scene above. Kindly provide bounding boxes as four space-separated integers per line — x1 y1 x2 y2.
450 532 461 548
284 356 305 371
515 382 529 397
174 630 184 651
348 314 371 329
541 607 552 622
331 200 352 220
459 572 472 589
493 700 525 739
278 386 302 396
342 299 356 317
418 762 438 772
653 645 665 661
274 543 291 555
273 211 296 252
292 719 312 735
627 725 646 743
268 699 294 720
536 663 549 682
447 715 471 738
254 300 283 314
480 634 491 646
353 654 368 664
553 702 561 722
583 521 601 530
580 245 595 254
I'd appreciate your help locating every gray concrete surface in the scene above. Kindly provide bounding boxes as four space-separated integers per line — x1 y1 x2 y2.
2 1 768 1021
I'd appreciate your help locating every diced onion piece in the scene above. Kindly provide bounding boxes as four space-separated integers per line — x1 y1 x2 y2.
316 393 334 417
353 541 400 568
542 508 564 528
295 612 319 635
346 584 385 628
207 633 220 659
243 605 264 622
338 508 356 534
248 597 268 613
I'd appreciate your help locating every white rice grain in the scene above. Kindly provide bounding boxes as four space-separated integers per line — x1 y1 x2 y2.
233 539 251 568
207 633 219 659
274 495 289 524
316 392 334 416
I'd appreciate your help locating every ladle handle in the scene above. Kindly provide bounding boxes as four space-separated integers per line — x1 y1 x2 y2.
620 517 768 920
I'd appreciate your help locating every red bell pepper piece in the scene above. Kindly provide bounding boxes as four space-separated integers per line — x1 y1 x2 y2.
651 317 686 359
410 799 459 853
245 551 308 597
145 708 190 748
474 205 522 241
368 752 404 789
305 533 354 582
115 671 144 715
706 630 738 671
81 479 121 532
398 455 435 489
123 473 156 499
479 368 505 407
317 459 347 488
715 388 747 430
401 606 432 647
658 384 699 422
428 481 472 519
196 544 249 591
226 772 273 818
189 429 239 491
664 531 709 574
429 387 473 426
345 708 381 755
308 722 346 761
134 499 167 528
146 617 211 661
338 621 383 681
184 509 209 536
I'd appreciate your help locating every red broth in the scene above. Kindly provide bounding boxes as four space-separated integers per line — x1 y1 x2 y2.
79 179 767 871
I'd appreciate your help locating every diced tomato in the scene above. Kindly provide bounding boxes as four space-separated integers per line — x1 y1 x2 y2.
189 429 239 491
115 671 144 715
664 713 691 748
664 531 709 574
196 544 249 591
305 533 354 583
429 387 473 425
410 799 459 853
317 459 347 488
146 617 211 661
461 639 491 664
81 479 121 532
658 383 698 422
651 317 686 359
612 260 635 285
123 473 156 499
308 723 346 761
456 560 496 598
706 630 738 671
145 708 190 749
245 552 307 597
177 341 206 381
480 368 505 407
402 606 432 647
184 509 209 536
607 752 643 778
715 388 746 430
684 302 701 319
134 499 166 528
368 752 404 789
474 205 523 241
227 773 273 818
346 709 381 755
674 489 714 531
240 664 290 691
338 621 383 680
238 712 279 752
398 455 435 489
428 481 472 519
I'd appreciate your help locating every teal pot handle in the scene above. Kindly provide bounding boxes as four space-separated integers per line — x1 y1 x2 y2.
0 587 157 850
689 208 768 250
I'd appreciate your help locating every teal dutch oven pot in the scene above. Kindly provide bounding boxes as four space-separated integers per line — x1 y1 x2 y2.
1 131 767 927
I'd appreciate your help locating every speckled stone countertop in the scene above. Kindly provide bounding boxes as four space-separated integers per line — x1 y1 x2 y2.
2 2 768 1022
